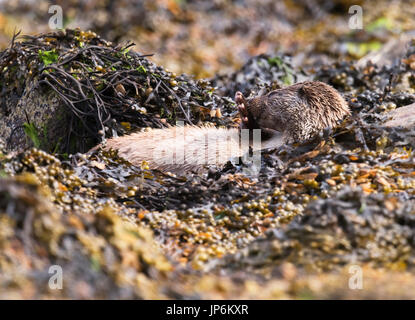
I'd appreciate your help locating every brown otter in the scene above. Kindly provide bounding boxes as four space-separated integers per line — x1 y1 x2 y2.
95 81 350 173
235 81 350 143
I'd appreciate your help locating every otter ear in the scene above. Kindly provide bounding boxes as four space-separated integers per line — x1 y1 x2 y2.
235 91 245 104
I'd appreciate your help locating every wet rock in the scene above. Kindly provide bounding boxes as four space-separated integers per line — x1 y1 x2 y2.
0 81 69 152
384 102 415 128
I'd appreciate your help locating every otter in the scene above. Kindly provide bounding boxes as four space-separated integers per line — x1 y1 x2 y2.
99 125 246 174
95 81 350 173
235 81 350 143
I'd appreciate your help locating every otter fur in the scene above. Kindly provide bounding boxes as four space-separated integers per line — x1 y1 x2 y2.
235 81 350 143
101 125 269 174
95 81 349 174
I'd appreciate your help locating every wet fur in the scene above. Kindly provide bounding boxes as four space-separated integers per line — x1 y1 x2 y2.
236 81 350 143
101 125 246 174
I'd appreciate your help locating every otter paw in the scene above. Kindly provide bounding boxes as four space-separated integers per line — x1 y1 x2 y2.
237 102 250 122
235 91 245 104
240 116 251 129
237 105 249 124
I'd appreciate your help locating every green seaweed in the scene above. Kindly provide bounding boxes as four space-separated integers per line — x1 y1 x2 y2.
38 49 59 66
23 122 41 148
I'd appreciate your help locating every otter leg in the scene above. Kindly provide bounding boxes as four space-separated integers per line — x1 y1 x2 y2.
238 105 250 128
235 91 252 128
236 101 252 129
235 91 245 105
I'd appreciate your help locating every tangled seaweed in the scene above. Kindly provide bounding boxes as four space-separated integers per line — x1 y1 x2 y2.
0 29 237 153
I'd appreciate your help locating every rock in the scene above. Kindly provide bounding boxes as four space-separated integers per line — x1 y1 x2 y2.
384 102 415 128
0 81 70 152
356 33 415 69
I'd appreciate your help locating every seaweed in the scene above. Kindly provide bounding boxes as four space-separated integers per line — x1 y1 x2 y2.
0 29 237 153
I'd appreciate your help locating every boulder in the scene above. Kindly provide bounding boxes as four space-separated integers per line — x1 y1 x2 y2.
384 102 415 128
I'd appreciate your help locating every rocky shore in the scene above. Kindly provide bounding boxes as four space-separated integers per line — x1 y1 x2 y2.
0 4 415 298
